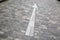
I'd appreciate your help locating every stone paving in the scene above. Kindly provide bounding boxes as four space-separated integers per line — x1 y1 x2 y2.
0 0 60 40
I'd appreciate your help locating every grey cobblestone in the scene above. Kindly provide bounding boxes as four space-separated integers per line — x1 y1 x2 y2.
0 0 60 40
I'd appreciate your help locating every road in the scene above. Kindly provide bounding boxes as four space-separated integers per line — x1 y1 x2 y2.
0 0 60 40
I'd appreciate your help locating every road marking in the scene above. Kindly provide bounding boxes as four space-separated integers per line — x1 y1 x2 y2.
25 4 37 36
15 38 20 40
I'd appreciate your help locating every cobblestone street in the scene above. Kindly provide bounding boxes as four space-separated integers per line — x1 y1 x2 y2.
0 0 60 40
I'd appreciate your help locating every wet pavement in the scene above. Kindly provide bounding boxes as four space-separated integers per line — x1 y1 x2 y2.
0 0 60 40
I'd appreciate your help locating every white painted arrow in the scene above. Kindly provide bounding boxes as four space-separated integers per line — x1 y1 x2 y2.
25 4 37 36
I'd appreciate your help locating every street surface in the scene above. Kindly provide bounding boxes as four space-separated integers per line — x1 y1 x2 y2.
0 0 60 40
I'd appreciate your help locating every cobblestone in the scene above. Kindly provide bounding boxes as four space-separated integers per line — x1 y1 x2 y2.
0 0 60 40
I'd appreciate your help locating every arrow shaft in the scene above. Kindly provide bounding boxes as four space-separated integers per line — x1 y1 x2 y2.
25 4 37 36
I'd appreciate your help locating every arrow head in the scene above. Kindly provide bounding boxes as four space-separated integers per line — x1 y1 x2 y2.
33 4 37 8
